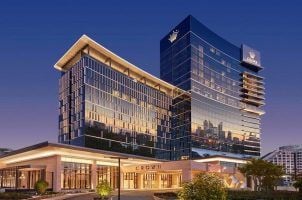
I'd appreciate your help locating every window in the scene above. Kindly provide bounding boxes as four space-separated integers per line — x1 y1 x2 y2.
97 166 118 189
61 162 91 189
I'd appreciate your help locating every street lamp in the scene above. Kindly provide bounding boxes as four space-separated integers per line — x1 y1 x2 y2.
107 156 128 200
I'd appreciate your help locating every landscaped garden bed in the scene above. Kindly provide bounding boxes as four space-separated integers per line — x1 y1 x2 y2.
228 190 302 200
0 192 31 200
0 190 63 200
154 192 178 200
153 190 302 200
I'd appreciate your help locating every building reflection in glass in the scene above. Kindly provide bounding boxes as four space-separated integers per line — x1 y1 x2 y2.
59 56 173 159
160 16 263 159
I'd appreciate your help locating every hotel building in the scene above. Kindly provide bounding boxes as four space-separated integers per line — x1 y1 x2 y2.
56 34 178 160
0 15 263 192
263 145 302 185
160 15 264 160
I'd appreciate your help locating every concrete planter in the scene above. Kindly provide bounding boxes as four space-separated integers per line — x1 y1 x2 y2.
93 197 110 200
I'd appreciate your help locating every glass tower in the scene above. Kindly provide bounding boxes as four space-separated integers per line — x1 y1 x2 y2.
57 36 174 160
160 15 264 160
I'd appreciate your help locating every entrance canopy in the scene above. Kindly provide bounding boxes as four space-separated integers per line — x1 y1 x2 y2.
0 142 162 167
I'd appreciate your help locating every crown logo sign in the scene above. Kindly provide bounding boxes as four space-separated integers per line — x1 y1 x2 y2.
249 51 256 59
168 30 179 43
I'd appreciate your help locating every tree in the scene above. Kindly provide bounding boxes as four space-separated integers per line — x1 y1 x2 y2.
34 180 49 195
293 179 302 192
239 158 283 191
96 180 113 200
262 163 283 191
178 173 227 200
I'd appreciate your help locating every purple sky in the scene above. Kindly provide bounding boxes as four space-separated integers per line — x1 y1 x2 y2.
0 0 301 156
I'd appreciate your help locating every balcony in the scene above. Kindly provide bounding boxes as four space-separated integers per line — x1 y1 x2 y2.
241 104 265 115
241 72 265 107
242 85 265 95
241 98 265 106
242 72 264 81
242 92 265 100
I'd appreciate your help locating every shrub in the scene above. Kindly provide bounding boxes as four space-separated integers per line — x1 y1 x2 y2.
178 173 227 200
293 179 302 192
96 180 113 199
34 179 49 195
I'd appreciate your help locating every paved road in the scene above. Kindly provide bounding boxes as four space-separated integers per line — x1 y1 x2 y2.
62 190 157 200
111 191 154 200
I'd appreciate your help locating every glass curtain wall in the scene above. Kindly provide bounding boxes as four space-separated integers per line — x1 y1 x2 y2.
160 16 262 159
96 165 118 189
0 168 17 188
83 56 172 159
61 162 91 190
0 168 50 190
59 55 173 159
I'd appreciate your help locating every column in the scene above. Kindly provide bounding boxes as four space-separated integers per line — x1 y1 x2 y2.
91 161 97 190
53 156 61 192
181 169 191 183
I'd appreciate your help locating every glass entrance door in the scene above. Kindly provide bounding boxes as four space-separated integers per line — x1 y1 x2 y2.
143 173 157 189
123 172 137 189
160 174 172 188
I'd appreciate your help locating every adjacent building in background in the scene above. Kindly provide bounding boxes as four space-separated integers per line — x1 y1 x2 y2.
0 148 12 156
160 15 264 160
263 145 302 185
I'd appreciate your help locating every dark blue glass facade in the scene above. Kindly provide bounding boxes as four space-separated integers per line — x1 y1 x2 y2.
161 15 264 160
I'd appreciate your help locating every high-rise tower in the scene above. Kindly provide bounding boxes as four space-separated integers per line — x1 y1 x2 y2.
56 35 177 159
160 15 264 160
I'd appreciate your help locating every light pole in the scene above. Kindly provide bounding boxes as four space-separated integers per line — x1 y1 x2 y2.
108 156 128 200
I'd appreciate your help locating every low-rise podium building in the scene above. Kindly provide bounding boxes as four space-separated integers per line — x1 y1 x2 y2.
0 142 247 192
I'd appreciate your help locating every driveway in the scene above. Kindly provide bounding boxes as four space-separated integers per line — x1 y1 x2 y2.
111 190 154 200
53 190 155 200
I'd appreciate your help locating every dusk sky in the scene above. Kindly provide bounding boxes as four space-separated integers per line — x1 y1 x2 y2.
0 0 301 155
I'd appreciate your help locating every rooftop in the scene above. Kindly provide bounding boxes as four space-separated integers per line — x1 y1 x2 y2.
54 34 181 95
